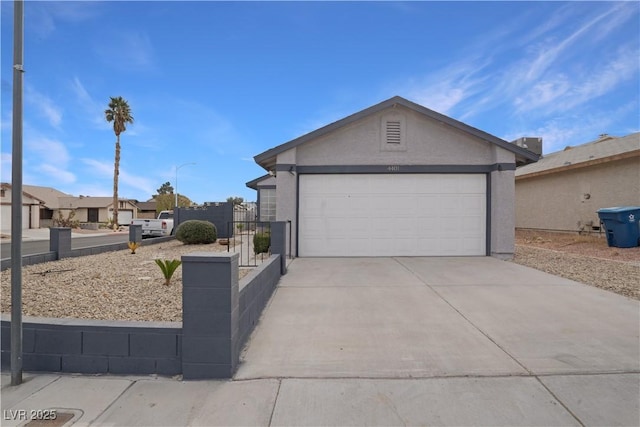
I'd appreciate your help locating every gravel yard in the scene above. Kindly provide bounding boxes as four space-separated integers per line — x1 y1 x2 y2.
0 239 249 322
1 230 638 323
513 230 639 300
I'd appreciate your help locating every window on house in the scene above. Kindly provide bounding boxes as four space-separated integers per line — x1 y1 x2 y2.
259 188 276 222
0 189 5 198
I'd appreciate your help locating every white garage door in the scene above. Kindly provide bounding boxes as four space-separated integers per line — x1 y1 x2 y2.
118 210 133 225
0 205 30 231
299 174 486 257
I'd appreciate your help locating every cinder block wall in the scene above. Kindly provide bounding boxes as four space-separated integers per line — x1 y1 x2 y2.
1 227 285 379
238 255 281 349
174 204 234 238
0 318 182 375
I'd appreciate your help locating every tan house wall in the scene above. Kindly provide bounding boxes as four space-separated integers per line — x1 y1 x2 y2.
515 156 640 231
1 187 41 230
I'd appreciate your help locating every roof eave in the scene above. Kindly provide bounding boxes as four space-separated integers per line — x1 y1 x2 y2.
254 96 541 169
246 174 272 190
516 148 640 180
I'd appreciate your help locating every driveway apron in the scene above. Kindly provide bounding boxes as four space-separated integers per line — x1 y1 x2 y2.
235 257 527 379
234 257 639 426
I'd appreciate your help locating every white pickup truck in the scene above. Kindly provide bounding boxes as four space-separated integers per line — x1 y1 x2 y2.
131 210 175 238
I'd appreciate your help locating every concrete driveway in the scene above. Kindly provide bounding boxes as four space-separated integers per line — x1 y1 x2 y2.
235 257 640 426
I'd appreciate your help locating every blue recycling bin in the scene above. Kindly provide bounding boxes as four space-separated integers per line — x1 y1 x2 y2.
597 206 640 248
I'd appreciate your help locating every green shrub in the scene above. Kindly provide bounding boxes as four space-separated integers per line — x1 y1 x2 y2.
253 231 270 254
175 220 217 244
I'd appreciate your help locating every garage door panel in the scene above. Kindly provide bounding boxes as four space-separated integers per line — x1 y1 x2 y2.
299 174 486 257
1 205 11 231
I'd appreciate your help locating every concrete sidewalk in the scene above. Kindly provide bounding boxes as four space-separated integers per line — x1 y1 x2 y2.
1 257 639 426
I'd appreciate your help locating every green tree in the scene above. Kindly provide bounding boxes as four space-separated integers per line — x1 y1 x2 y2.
105 96 134 229
156 182 174 195
226 196 244 206
154 193 192 213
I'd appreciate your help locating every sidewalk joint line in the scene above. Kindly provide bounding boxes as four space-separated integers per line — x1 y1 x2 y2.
534 375 586 427
267 379 282 427
91 378 137 424
392 257 534 376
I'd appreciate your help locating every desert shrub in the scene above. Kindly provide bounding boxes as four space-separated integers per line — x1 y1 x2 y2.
53 210 80 228
175 220 217 244
253 231 270 254
155 259 182 286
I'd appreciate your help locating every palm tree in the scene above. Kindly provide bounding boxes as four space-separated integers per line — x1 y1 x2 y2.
104 96 134 229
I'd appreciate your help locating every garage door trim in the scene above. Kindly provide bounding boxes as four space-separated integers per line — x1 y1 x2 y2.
296 171 491 257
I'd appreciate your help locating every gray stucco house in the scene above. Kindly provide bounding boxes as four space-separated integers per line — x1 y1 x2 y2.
248 96 539 259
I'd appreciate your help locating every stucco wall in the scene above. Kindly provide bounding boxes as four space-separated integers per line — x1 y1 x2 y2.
274 104 519 257
0 188 41 230
515 156 640 231
276 150 298 254
490 170 515 258
295 107 494 166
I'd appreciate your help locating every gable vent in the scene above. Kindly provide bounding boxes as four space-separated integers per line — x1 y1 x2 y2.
386 121 401 144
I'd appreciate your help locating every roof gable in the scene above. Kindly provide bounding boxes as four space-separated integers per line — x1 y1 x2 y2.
246 174 275 190
1 183 45 204
22 185 72 209
254 96 539 170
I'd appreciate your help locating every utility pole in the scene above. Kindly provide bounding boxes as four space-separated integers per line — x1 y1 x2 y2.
11 0 25 386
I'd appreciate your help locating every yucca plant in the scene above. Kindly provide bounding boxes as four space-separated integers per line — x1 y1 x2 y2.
128 241 140 254
155 259 182 286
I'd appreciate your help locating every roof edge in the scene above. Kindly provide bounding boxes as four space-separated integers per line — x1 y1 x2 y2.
254 96 540 169
516 148 640 180
246 173 272 190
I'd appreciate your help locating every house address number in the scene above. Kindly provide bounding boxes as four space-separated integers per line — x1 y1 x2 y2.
387 165 400 172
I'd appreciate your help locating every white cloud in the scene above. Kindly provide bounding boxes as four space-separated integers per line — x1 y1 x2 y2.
401 56 492 116
25 133 70 166
521 3 628 83
95 31 155 71
71 76 109 129
512 44 639 116
25 85 62 128
39 164 76 184
80 158 112 176
22 130 77 186
504 102 634 154
1 153 11 182
0 111 12 131
29 2 102 39
81 158 156 197
406 2 640 125
572 47 639 104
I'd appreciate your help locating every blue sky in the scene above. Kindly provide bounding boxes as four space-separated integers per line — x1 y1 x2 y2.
1 1 638 205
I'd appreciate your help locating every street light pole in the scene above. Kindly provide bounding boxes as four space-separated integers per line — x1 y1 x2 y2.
11 0 25 386
175 162 196 208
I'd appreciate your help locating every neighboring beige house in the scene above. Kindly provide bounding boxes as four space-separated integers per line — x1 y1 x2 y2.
515 132 640 232
25 185 139 226
136 201 158 219
248 96 539 259
57 196 139 225
22 184 73 227
0 183 44 232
